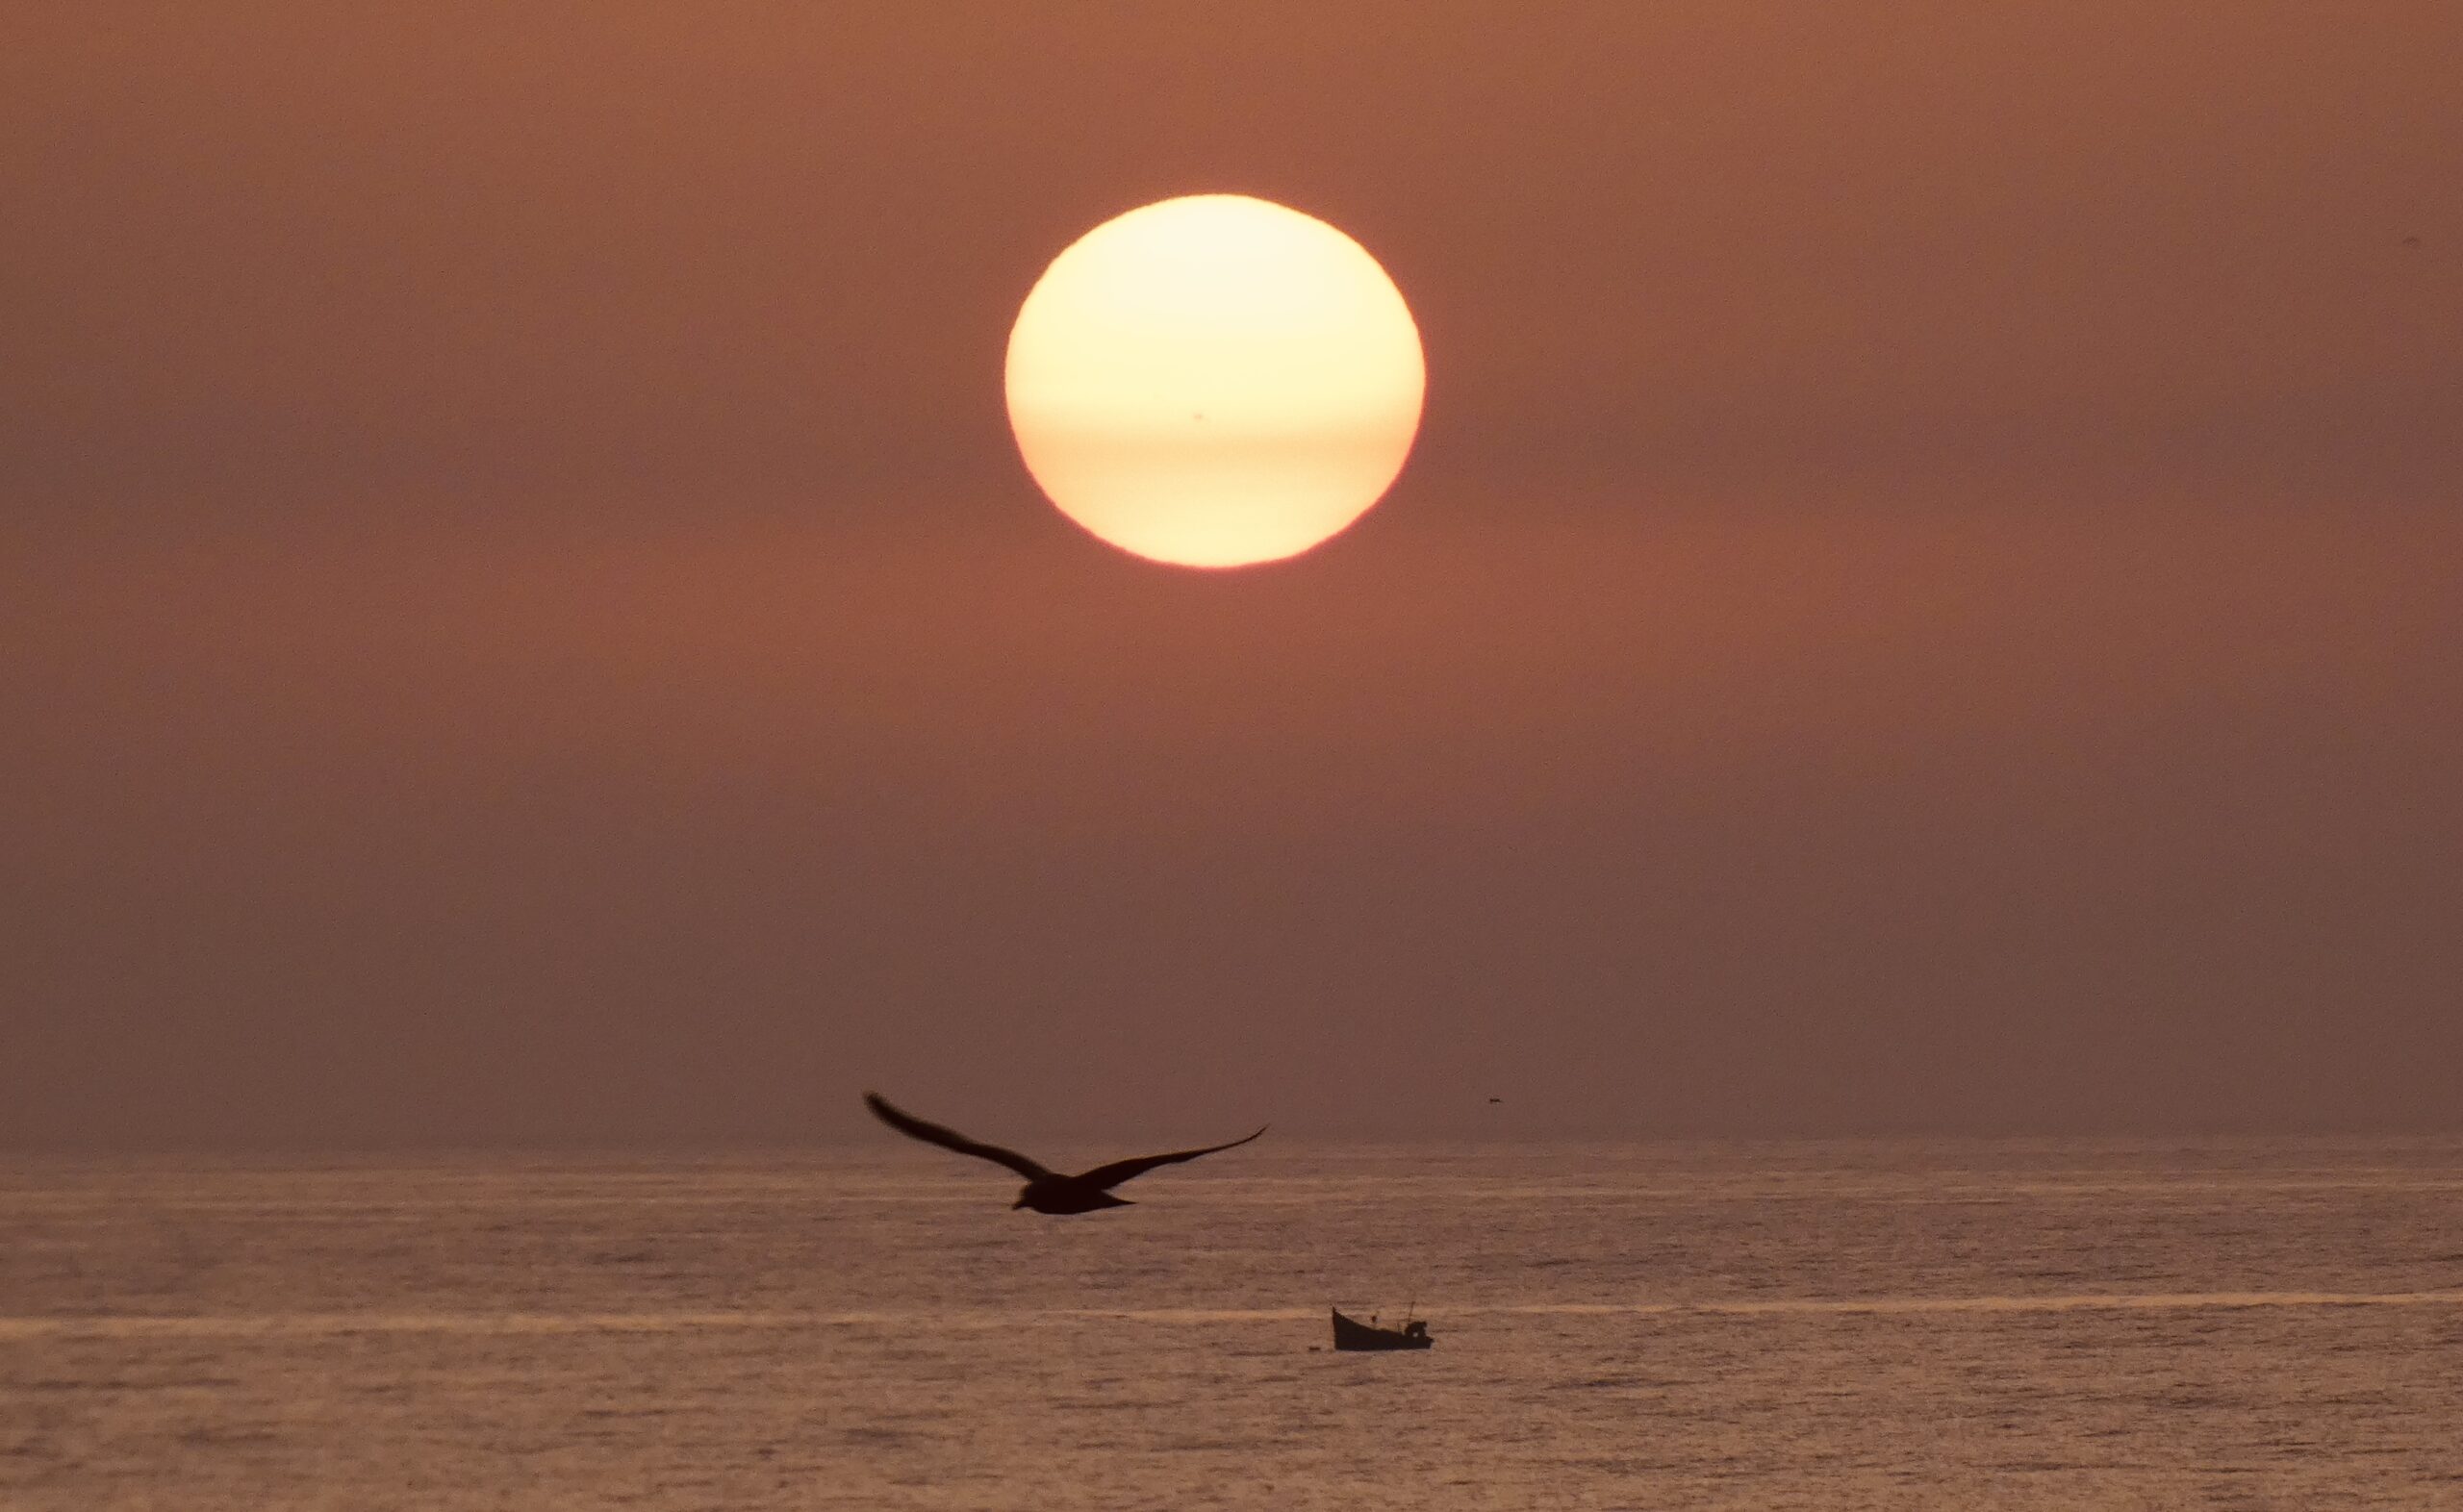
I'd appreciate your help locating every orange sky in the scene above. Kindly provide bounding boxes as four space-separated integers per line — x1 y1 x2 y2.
3 4 2458 1147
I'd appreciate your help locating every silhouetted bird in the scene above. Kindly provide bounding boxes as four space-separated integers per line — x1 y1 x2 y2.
862 1092 1265 1214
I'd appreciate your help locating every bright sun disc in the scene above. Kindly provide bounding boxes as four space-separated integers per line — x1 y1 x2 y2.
1004 194 1425 568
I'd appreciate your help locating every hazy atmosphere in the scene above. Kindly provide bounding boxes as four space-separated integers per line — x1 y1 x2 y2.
6 3 2458 1148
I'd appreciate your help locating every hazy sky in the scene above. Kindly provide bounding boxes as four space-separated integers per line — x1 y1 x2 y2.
5 4 2458 1148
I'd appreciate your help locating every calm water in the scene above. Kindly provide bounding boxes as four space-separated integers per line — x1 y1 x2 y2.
5 1139 2462 1509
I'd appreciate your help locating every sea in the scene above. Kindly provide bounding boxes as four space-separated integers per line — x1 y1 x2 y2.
5 1137 2461 1510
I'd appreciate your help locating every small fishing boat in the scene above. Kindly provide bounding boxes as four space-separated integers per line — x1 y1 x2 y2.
1331 1306 1434 1350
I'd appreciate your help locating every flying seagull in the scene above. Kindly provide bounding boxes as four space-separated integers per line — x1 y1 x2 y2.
863 1092 1266 1214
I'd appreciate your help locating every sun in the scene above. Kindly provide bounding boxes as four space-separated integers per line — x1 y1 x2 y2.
1003 194 1425 568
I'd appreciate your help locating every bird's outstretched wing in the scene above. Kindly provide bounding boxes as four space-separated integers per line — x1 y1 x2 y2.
1073 1125 1267 1191
864 1093 1053 1180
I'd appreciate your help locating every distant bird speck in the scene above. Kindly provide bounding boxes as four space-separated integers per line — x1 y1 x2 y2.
863 1092 1265 1215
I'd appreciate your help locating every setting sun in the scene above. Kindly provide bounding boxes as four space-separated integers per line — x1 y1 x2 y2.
1003 194 1426 568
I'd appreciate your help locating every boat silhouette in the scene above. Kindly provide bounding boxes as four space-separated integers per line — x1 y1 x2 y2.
1331 1306 1434 1350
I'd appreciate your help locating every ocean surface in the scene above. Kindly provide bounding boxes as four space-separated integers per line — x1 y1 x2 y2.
5 1138 2461 1510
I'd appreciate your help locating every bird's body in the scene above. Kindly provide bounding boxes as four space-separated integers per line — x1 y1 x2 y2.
863 1092 1264 1215
1011 1176 1133 1215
